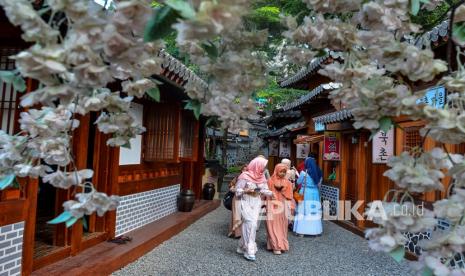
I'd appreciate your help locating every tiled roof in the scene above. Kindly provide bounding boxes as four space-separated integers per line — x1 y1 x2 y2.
158 49 208 91
313 109 353 124
278 82 342 112
279 51 343 88
405 20 449 48
265 110 302 124
259 120 307 138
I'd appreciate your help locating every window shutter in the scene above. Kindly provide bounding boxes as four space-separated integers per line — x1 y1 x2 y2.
0 47 22 135
403 126 422 152
143 103 180 162
179 111 199 161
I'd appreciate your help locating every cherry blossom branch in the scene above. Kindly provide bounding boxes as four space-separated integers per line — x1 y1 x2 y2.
447 0 465 73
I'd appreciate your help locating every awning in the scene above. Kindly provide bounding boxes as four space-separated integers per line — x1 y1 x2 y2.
294 134 324 144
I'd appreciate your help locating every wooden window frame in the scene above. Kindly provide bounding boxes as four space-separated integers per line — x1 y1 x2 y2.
178 110 199 162
142 101 181 163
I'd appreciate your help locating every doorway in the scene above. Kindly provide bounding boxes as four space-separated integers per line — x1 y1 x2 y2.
344 133 358 224
33 112 113 266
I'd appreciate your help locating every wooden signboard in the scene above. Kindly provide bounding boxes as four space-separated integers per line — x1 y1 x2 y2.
372 128 394 163
268 139 279 156
279 140 291 158
323 131 340 161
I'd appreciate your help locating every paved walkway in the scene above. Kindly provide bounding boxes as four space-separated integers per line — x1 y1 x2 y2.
113 207 413 276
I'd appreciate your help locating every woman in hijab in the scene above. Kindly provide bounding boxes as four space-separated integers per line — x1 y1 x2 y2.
280 158 298 229
228 163 248 238
293 157 323 236
281 158 299 186
235 156 273 261
266 163 293 255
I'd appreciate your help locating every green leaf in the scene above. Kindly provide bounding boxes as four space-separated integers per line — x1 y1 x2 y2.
389 246 405 263
184 100 202 119
65 217 79 228
144 6 181 42
411 0 420 15
422 267 433 276
11 177 20 189
165 0 195 19
0 174 15 190
379 117 393 134
82 217 88 231
13 76 26 92
48 211 73 224
201 41 219 60
0 71 15 83
146 86 160 102
453 22 465 46
121 142 131 149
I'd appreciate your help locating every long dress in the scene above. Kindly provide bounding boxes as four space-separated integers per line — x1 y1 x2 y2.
235 179 272 256
266 179 292 251
228 177 242 238
293 171 323 235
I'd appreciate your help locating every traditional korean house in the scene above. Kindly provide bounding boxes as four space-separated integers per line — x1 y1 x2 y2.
276 20 463 256
0 7 215 275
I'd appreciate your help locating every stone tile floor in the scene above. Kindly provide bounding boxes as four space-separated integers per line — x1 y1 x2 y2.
113 207 413 276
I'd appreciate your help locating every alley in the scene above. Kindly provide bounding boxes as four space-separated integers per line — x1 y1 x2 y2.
113 207 412 276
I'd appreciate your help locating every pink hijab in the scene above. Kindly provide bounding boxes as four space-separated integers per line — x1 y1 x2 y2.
238 156 268 184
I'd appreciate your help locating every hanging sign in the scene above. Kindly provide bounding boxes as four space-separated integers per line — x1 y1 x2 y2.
279 140 291 158
268 139 279 157
416 86 446 108
323 131 340 161
315 121 325 132
296 143 310 159
372 127 394 164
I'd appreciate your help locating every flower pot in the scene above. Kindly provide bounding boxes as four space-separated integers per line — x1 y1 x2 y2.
202 183 215 200
177 189 195 212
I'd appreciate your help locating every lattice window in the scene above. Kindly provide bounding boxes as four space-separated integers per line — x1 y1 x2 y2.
0 47 23 201
0 47 22 135
179 111 198 160
143 104 179 162
404 126 422 152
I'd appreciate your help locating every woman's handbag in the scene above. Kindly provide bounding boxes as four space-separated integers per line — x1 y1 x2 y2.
293 173 307 203
223 191 234 211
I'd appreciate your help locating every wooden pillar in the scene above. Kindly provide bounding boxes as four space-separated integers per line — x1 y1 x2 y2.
105 145 120 240
355 132 368 229
340 134 348 201
70 114 90 255
22 178 39 276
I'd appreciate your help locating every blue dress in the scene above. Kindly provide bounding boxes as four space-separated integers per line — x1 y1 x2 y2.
293 172 323 235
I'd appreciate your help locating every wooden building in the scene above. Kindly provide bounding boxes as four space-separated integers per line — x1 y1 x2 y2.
0 8 209 275
273 20 462 252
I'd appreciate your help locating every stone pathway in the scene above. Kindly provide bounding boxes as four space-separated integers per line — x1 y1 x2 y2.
113 207 413 276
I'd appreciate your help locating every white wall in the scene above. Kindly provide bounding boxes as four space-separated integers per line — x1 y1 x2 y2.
119 102 143 165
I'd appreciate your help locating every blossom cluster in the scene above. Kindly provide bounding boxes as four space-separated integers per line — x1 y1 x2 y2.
383 148 460 193
282 0 465 273
365 201 437 252
0 0 163 220
173 0 268 131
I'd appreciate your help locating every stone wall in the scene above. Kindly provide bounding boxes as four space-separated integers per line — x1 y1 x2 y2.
0 222 24 276
115 185 180 237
